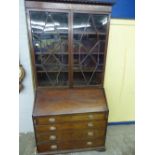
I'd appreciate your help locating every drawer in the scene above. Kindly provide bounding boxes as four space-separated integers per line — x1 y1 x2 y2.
34 112 106 125
37 139 105 153
36 129 105 143
35 120 106 133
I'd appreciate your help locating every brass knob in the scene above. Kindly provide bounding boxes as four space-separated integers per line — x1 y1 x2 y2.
50 145 57 150
87 141 93 145
88 131 94 136
88 114 94 119
88 122 94 127
49 135 56 140
49 126 56 131
49 117 55 123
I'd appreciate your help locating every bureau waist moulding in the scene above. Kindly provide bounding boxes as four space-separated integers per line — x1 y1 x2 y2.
25 0 115 154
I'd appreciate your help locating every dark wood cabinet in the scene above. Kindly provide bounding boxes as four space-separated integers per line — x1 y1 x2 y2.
25 0 114 154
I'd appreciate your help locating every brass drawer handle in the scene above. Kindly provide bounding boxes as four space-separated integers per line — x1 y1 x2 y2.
49 126 56 131
50 145 57 150
88 114 94 119
49 117 55 123
49 135 56 140
87 141 93 145
88 131 94 136
88 122 94 127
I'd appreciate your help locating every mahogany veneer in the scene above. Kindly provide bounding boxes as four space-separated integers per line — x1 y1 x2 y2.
33 88 108 116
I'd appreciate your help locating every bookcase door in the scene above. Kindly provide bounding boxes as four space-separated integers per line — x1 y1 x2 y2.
29 11 69 87
73 13 109 86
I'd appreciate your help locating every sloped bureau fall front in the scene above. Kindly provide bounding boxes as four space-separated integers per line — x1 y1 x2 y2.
25 0 115 154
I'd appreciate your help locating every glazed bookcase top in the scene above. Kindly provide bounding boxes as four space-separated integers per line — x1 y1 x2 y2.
26 0 113 88
28 11 110 87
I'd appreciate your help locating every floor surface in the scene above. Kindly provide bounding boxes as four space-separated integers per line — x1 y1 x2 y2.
19 125 135 155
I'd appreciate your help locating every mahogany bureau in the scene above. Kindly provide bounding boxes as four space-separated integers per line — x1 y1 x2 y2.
33 88 109 154
25 0 115 154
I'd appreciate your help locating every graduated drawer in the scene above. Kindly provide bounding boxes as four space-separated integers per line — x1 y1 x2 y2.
37 139 105 153
35 120 106 133
36 129 105 143
34 112 106 125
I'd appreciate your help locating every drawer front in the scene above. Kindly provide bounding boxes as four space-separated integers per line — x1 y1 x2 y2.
35 120 106 133
34 112 106 125
36 129 105 143
37 139 105 153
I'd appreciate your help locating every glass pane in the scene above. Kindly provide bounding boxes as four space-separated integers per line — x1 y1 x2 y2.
74 72 102 86
37 72 68 86
74 34 105 54
73 13 108 86
30 11 69 87
73 13 108 33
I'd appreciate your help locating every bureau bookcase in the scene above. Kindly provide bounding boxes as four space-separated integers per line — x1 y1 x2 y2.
25 0 114 154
